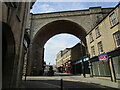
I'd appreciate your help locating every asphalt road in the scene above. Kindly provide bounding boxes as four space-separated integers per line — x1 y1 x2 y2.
22 73 119 89
23 79 118 90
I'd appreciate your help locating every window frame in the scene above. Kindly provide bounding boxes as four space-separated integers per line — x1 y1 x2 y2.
109 12 118 26
89 32 94 43
91 46 95 57
97 41 104 54
113 31 120 48
95 27 101 38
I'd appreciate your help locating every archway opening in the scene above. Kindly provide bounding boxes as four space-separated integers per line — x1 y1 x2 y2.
44 33 80 65
29 20 87 76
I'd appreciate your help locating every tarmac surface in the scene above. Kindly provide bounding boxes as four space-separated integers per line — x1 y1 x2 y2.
21 73 120 89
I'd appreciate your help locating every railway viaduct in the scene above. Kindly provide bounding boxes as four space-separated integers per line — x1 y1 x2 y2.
27 7 113 75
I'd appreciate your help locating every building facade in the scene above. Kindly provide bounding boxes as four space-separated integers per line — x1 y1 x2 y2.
1 2 35 88
56 48 71 73
56 43 89 75
86 3 120 82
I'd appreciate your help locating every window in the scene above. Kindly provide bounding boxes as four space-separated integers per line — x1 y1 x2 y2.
97 41 103 53
89 32 94 42
96 16 101 24
16 2 22 22
91 46 95 57
109 12 118 26
95 27 101 38
113 31 120 47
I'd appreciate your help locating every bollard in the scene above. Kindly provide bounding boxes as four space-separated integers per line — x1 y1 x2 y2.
24 75 27 81
61 79 63 90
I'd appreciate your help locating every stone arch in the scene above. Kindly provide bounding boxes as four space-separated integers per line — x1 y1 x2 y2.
32 20 87 45
28 20 87 75
2 22 15 88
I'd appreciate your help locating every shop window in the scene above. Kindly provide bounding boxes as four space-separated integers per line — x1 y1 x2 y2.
89 32 94 43
92 62 99 75
113 31 120 47
99 61 111 76
92 60 111 76
97 41 103 54
112 56 120 79
109 12 118 26
95 27 101 38
98 61 104 75
91 46 95 57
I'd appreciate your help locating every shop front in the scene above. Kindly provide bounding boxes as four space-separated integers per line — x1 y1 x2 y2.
63 60 72 74
57 66 64 73
90 48 120 82
72 57 90 75
92 53 111 77
108 48 120 82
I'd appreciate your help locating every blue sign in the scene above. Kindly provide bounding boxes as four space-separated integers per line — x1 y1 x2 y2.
98 53 108 61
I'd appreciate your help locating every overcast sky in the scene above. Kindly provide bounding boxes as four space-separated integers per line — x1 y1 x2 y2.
31 1 119 65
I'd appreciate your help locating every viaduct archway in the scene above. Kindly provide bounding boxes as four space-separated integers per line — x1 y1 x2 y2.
27 7 113 75
28 20 87 75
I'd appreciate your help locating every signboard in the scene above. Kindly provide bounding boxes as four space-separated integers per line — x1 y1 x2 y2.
98 53 108 61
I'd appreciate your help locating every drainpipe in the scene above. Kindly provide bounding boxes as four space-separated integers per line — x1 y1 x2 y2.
27 8 34 76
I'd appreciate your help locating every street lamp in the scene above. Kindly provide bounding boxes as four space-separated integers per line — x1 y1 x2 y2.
80 41 86 78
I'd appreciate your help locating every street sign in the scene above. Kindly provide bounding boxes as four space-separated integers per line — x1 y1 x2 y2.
98 53 108 61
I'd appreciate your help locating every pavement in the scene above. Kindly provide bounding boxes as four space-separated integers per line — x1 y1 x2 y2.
21 73 120 89
56 73 120 89
61 74 120 89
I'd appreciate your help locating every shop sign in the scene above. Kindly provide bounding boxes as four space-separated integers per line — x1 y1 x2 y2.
98 53 108 61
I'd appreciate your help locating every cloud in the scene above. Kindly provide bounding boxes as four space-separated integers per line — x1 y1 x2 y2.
39 3 55 13
44 34 80 65
31 1 119 14
31 2 87 14
31 2 55 14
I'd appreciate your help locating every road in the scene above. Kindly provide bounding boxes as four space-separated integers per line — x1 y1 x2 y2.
22 73 119 89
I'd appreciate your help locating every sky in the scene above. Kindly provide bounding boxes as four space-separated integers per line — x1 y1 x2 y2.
31 2 119 14
44 34 80 65
31 1 119 65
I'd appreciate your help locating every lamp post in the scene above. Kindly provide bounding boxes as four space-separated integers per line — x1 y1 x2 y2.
80 41 86 78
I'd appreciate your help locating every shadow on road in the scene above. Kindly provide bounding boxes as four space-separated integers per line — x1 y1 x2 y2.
22 79 119 90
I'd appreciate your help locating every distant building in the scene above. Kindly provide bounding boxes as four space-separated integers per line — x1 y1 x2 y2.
86 3 120 82
56 43 90 75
